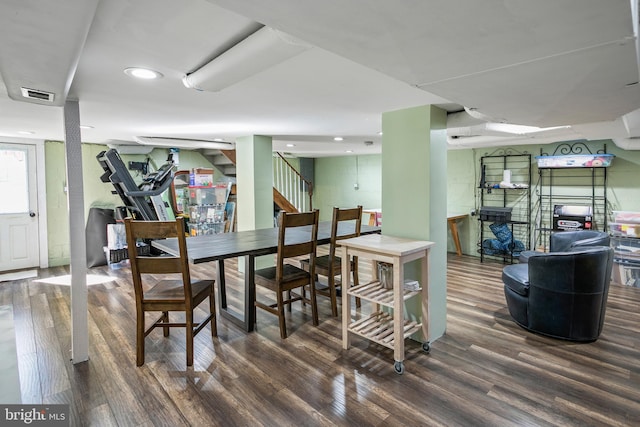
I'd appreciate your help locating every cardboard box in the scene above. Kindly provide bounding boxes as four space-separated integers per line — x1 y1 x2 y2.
552 205 593 231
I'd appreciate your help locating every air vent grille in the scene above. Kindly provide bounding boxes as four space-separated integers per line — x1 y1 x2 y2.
20 87 55 102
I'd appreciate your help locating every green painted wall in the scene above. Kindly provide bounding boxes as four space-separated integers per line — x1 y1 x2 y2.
314 155 382 222
44 141 221 266
313 140 640 258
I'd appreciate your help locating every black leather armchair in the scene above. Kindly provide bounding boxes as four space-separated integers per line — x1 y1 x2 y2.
502 246 614 342
519 230 610 263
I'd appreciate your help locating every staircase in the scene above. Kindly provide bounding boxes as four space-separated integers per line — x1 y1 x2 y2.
201 149 312 213
203 149 236 177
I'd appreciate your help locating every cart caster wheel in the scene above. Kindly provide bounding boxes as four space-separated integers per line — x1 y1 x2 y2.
422 341 431 353
394 361 404 375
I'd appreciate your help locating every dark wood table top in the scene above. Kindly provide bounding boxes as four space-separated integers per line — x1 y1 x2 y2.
152 222 381 262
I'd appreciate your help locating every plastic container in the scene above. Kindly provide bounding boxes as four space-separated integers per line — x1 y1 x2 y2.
609 222 640 237
535 154 614 168
377 262 393 289
612 211 640 224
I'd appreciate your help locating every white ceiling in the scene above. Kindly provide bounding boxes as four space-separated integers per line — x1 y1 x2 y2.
1 0 639 157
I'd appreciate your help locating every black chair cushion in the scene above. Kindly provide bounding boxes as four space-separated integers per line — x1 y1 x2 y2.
502 264 529 296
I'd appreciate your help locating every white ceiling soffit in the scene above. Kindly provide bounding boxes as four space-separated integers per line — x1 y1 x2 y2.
0 0 99 107
208 0 640 128
446 109 640 150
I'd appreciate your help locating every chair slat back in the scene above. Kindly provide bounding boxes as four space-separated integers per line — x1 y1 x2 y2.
124 217 192 300
329 206 362 259
276 210 319 280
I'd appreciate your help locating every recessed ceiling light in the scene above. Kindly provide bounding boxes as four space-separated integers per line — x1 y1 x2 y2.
286 143 295 147
80 125 94 129
346 150 353 153
213 138 223 142
334 137 343 141
124 67 163 80
378 131 383 135
18 131 35 135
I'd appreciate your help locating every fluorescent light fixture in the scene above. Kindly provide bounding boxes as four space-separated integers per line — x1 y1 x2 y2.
134 136 235 150
286 143 295 147
486 123 571 135
346 150 354 153
334 137 343 141
124 67 163 80
18 130 35 135
106 143 154 155
182 26 310 92
80 125 94 129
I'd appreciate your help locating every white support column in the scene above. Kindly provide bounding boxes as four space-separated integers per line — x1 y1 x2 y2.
64 99 89 364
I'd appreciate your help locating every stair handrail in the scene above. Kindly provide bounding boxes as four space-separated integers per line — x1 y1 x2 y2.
274 152 313 212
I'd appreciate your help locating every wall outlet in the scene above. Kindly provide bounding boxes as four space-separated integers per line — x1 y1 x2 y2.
354 183 359 190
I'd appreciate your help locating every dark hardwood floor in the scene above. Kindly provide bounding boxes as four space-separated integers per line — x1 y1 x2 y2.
1 252 639 426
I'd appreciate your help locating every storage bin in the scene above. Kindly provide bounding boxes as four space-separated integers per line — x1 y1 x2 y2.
612 211 640 224
479 206 512 222
608 222 640 237
611 236 640 262
535 154 614 168
612 261 640 287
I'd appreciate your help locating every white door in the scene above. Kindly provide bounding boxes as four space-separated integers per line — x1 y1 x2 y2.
0 143 40 271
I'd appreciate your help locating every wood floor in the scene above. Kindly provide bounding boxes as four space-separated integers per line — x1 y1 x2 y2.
1 253 639 426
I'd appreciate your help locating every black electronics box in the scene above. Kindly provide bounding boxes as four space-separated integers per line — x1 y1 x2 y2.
553 205 593 231
479 206 512 222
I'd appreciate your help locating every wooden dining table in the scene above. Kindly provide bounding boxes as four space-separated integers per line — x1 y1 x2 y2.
152 221 381 332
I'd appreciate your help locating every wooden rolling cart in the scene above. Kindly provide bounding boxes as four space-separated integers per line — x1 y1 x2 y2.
339 234 434 374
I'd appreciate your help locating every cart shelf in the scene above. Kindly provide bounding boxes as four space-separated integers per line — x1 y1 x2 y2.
348 281 421 307
348 312 422 350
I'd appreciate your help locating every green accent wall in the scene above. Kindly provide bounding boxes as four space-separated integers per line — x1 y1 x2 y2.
314 155 382 221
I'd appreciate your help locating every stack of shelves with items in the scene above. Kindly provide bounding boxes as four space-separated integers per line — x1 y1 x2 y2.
171 168 235 236
478 150 531 263
533 142 611 251
339 234 434 375
188 181 233 236
609 211 640 287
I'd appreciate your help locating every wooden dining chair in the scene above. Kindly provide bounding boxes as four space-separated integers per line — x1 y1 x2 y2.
299 206 362 317
124 217 216 367
254 210 320 339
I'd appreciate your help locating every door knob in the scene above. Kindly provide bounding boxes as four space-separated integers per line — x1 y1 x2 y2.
29 211 36 217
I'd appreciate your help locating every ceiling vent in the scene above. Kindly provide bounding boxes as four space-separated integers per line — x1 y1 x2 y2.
20 87 55 102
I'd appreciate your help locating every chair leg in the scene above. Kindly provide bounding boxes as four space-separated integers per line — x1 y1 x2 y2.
209 292 217 337
136 310 145 367
287 290 292 312
163 311 170 337
277 290 288 339
328 274 338 317
186 312 194 367
309 279 319 326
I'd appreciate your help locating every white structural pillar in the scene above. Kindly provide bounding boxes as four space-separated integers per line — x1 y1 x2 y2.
381 105 448 342
64 99 89 363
